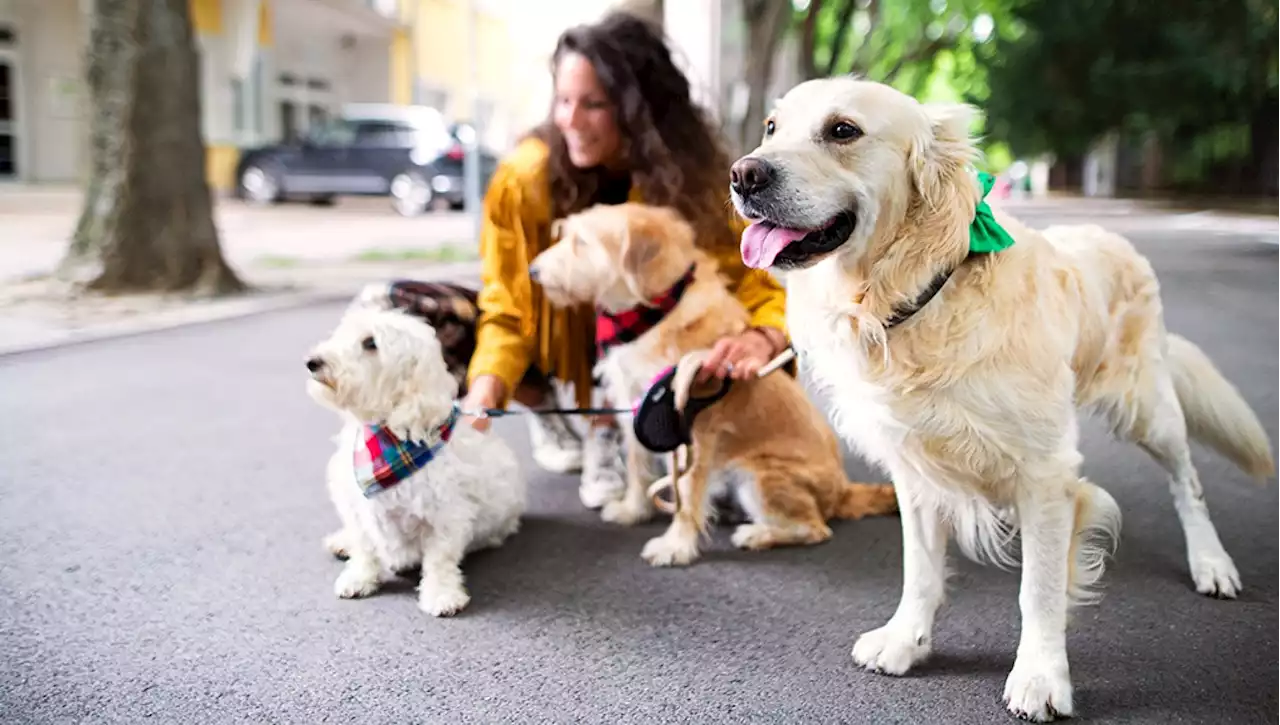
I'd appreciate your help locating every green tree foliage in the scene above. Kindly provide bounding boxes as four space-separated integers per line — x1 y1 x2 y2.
798 0 1007 98
978 0 1279 162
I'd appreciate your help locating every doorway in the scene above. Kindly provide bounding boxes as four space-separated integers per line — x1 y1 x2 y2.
0 47 16 179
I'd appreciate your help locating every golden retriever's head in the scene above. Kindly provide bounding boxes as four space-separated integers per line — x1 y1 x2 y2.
529 202 699 313
730 77 981 272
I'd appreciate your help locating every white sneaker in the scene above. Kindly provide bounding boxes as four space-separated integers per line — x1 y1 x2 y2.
527 411 584 474
579 425 627 509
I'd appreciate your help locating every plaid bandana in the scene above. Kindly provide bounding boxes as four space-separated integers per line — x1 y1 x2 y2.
352 405 461 498
595 264 697 360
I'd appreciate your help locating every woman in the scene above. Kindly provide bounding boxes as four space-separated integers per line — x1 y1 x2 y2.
369 11 789 510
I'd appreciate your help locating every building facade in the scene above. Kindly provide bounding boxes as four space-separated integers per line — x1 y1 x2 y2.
0 0 404 191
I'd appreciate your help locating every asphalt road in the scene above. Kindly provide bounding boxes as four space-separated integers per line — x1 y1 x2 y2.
1 223 1276 724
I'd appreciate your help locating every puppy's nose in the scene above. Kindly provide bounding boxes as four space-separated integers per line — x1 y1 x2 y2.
730 157 775 197
305 356 324 373
528 263 541 284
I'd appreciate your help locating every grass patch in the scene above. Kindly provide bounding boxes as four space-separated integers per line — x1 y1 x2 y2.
352 244 477 264
255 254 302 268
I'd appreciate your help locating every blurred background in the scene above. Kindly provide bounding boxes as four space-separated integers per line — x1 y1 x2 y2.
2 0 1276 206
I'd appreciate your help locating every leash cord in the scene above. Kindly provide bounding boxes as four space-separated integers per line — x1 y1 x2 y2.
461 406 631 419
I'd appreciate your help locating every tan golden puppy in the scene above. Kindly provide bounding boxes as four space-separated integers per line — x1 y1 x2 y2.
729 76 1274 721
528 201 896 566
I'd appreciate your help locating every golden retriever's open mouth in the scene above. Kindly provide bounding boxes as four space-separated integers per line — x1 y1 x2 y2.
740 210 856 270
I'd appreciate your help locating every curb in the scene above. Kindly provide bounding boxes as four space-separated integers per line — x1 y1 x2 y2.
0 262 483 358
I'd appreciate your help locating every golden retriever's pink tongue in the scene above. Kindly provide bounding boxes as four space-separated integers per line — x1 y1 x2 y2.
741 222 809 269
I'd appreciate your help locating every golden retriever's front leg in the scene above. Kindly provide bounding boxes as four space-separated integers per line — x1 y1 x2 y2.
600 429 656 526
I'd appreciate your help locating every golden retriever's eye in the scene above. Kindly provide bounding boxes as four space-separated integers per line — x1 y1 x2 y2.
361 336 377 352
828 121 863 142
764 119 776 137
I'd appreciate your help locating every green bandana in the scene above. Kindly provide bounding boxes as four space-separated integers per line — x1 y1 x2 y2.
969 171 1016 254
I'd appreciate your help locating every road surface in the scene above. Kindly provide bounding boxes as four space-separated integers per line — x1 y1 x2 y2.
1 221 1276 724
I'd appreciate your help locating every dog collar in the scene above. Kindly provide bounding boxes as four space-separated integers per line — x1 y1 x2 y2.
595 264 698 360
353 404 461 498
882 171 1014 329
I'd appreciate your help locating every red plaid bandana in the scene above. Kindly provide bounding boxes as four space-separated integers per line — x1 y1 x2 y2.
352 405 461 498
595 264 697 360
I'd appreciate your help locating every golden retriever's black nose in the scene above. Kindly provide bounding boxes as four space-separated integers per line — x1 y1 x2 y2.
306 357 324 373
730 157 775 196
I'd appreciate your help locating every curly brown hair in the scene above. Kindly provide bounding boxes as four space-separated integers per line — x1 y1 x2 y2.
531 11 738 250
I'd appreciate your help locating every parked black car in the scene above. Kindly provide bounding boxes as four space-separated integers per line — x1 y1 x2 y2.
233 104 498 216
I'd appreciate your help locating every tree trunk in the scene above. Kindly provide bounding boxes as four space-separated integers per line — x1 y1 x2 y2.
65 0 245 295
736 0 793 156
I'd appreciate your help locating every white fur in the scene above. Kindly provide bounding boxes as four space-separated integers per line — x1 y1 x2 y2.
306 307 526 617
735 77 1273 721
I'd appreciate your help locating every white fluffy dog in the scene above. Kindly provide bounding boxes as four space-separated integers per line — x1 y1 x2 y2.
305 306 526 617
731 77 1274 720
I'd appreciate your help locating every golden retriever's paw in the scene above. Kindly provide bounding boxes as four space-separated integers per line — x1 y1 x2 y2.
323 529 351 560
1003 657 1074 722
640 533 700 567
851 622 931 675
333 565 380 599
1190 552 1241 599
418 585 471 617
601 499 654 526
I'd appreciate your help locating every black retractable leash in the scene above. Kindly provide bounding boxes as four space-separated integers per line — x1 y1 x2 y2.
463 346 798 517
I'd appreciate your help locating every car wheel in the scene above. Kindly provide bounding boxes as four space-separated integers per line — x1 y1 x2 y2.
240 164 282 205
390 172 432 217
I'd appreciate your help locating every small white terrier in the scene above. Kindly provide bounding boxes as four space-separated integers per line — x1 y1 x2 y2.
305 307 526 616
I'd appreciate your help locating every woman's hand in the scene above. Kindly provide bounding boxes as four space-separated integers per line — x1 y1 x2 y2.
697 327 786 383
461 375 506 433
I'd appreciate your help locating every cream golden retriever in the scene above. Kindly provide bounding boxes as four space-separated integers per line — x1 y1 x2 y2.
528 202 897 566
729 76 1274 721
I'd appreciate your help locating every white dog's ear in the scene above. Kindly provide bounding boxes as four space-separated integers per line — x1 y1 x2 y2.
550 218 564 242
909 102 980 209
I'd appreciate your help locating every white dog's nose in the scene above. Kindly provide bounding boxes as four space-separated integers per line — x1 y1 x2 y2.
528 263 541 283
306 356 325 373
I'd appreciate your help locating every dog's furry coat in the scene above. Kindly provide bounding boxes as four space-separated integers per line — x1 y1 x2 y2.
530 202 896 566
307 307 526 616
731 77 1274 721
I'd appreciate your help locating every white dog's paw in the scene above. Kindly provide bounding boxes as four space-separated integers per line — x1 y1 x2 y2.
601 499 653 526
640 532 701 567
323 529 351 560
418 585 471 617
851 621 932 676
1190 552 1241 599
1003 657 1074 722
333 565 380 599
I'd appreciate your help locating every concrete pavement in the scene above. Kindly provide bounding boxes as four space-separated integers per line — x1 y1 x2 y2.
0 219 1275 723
0 190 479 283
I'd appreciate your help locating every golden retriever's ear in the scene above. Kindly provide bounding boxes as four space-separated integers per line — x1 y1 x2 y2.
909 102 980 209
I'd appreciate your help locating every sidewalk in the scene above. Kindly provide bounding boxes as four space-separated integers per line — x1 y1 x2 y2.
0 188 485 356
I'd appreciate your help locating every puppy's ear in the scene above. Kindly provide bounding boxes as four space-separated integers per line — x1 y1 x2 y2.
909 102 980 210
620 224 662 302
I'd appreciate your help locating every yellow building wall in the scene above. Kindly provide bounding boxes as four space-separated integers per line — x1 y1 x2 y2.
192 0 276 193
411 0 513 125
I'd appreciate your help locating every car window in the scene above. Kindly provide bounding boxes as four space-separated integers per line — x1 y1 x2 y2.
353 121 416 148
308 119 357 147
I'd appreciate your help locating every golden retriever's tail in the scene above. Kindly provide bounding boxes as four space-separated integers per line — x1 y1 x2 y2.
1067 478 1122 607
1167 333 1275 481
833 480 899 520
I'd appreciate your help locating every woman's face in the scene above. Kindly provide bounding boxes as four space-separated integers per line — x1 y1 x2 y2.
552 52 623 169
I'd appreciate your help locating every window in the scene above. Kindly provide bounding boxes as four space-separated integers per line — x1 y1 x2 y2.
279 101 298 144
417 84 449 113
352 121 415 148
309 104 328 129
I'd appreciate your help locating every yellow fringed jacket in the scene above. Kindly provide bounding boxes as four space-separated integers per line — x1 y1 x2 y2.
467 137 789 408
